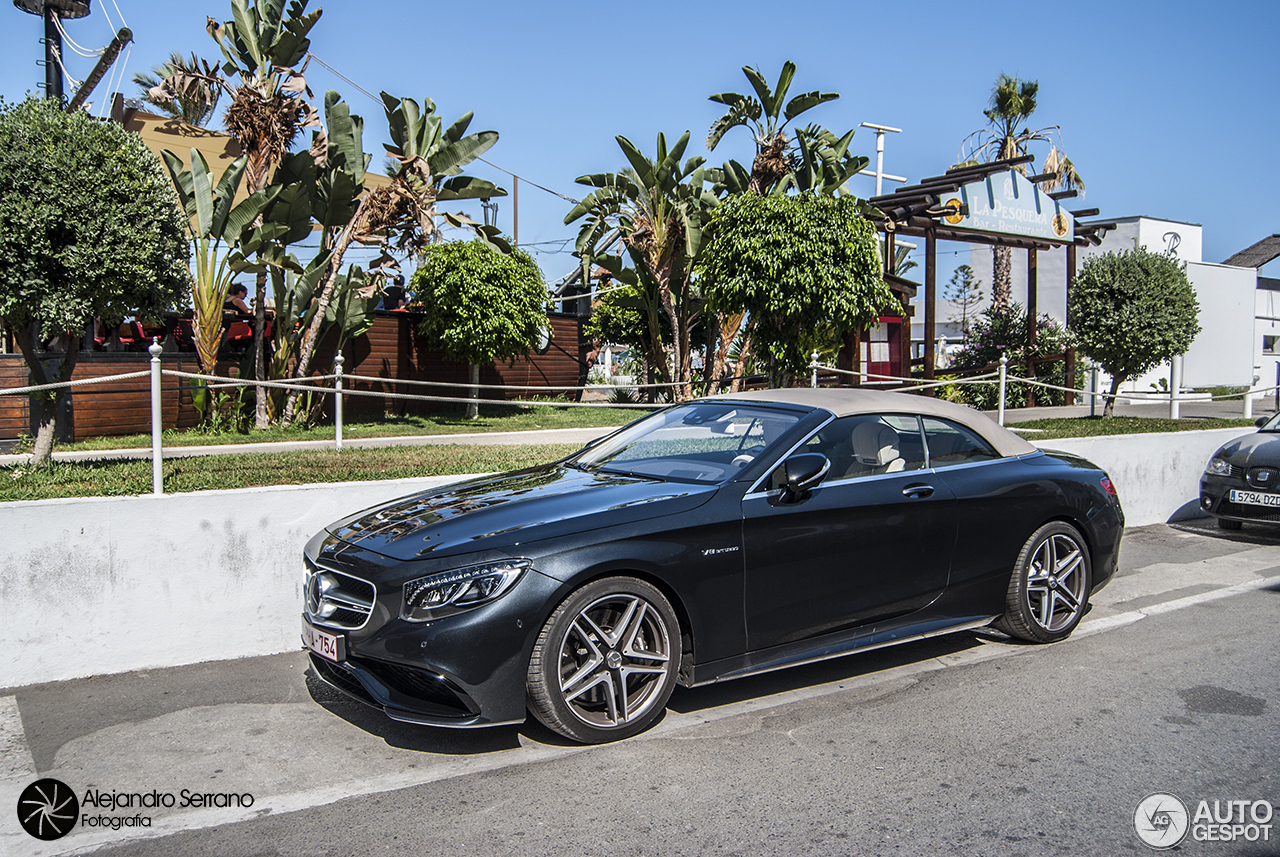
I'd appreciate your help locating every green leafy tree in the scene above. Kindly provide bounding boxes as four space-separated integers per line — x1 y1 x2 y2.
957 75 1084 311
949 304 1073 409
1069 247 1200 417
0 97 189 465
696 193 894 385
409 241 548 419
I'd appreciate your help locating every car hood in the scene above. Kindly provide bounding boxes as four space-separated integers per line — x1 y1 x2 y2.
1216 432 1280 467
325 465 719 561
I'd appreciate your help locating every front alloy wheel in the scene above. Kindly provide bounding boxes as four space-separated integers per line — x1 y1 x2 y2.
996 521 1092 643
527 577 680 743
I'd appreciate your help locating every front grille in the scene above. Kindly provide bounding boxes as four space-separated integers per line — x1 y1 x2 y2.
361 660 476 716
305 566 375 630
1247 467 1279 489
1219 501 1280 522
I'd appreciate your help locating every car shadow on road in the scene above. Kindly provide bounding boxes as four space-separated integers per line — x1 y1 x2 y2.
665 629 998 717
303 669 527 754
1169 517 1280 546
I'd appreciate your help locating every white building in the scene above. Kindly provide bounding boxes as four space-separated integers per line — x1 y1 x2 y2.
968 216 1258 393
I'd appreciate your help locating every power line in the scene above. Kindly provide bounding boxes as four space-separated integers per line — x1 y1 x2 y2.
306 52 579 205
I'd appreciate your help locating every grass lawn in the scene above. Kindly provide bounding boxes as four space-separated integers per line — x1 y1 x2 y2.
1006 415 1259 440
28 402 650 452
1 443 581 502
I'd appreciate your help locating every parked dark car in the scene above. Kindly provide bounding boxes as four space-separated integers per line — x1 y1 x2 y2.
302 389 1124 743
1199 411 1280 529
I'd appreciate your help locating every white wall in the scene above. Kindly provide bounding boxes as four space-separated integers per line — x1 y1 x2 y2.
0 476 463 690
0 428 1255 689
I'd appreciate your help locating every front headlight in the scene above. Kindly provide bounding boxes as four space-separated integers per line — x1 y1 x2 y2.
401 559 530 622
1205 457 1233 477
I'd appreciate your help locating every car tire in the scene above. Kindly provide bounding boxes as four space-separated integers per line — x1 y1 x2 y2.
527 576 680 743
995 521 1092 644
1217 517 1243 531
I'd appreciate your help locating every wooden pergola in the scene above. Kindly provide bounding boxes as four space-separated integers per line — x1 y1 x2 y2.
867 156 1114 399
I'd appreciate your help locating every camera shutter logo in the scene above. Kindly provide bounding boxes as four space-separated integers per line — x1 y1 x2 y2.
17 778 79 841
1134 793 1189 849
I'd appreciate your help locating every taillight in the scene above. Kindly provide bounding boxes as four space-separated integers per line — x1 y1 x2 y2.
1100 477 1117 496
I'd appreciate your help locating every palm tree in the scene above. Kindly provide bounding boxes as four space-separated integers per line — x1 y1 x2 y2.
134 53 221 127
957 74 1084 312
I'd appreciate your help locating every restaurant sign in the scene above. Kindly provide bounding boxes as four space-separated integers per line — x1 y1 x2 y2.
940 168 1073 242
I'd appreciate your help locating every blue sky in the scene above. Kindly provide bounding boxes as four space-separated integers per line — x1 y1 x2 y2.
4 0 1279 282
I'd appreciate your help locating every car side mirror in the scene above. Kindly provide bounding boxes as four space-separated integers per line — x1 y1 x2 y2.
776 453 830 504
1256 417 1269 428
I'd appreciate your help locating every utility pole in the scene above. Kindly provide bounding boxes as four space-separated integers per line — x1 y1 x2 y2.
858 122 905 197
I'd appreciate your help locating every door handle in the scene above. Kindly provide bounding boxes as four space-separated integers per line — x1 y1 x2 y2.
902 483 935 499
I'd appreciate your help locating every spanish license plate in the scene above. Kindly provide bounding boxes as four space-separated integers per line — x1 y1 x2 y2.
1229 489 1280 508
302 620 345 662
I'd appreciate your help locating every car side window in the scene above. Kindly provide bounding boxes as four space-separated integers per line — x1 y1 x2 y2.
922 417 999 468
798 414 926 481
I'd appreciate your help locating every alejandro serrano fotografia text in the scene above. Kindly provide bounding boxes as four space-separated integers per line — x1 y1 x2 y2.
82 788 255 811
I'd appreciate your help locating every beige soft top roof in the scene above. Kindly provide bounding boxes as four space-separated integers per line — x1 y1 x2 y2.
709 388 1037 458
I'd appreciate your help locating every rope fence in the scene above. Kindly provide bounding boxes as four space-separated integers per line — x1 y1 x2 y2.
3 344 1276 495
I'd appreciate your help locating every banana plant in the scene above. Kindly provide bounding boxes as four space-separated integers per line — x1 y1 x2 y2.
161 147 278 375
378 91 505 251
706 61 839 194
565 131 719 400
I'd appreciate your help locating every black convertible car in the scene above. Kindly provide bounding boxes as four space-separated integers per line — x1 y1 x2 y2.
302 389 1124 743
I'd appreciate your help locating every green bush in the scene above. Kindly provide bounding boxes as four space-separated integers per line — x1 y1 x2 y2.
949 304 1078 409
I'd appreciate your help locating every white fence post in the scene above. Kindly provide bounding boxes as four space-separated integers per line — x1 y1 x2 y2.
1170 355 1182 420
334 353 345 451
149 339 163 495
997 354 1008 426
810 350 819 389
1090 364 1100 418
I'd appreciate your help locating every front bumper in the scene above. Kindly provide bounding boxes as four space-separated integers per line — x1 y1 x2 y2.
301 533 567 729
1199 475 1280 525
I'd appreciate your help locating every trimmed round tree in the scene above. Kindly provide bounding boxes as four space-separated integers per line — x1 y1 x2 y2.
1068 247 1200 417
0 96 190 464
409 240 548 418
696 193 894 385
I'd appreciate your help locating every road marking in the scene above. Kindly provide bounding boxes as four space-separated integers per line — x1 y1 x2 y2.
40 573 1280 856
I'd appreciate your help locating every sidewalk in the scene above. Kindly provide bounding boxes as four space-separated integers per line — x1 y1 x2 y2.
0 426 621 467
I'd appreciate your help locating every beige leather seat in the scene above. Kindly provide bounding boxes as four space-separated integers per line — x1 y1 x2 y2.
851 421 905 474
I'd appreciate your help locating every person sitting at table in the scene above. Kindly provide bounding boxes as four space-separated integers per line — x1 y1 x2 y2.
224 283 252 318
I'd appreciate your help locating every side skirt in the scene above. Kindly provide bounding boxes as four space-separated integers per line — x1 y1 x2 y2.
686 616 999 687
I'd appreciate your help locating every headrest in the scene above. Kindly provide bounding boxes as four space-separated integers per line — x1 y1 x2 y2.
852 421 900 466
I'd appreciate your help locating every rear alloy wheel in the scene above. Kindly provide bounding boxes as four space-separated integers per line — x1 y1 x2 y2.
996 522 1092 643
527 577 679 743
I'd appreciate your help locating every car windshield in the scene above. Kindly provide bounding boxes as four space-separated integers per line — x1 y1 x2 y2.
1260 413 1280 432
571 403 803 484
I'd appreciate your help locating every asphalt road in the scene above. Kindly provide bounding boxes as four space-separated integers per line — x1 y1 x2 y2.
3 518 1278 856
